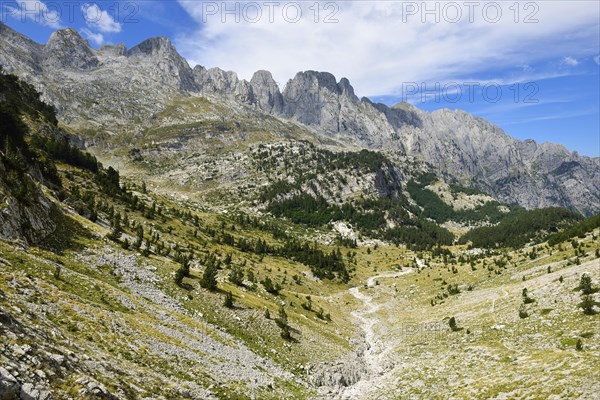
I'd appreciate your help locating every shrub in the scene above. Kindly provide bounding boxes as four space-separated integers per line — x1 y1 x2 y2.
518 303 529 318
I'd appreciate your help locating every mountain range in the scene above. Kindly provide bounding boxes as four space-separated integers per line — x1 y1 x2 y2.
1 22 599 216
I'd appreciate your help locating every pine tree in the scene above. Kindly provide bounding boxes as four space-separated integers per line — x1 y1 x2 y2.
301 295 312 311
53 265 61 280
223 291 234 308
522 288 535 304
449 316 459 331
134 225 144 249
261 276 281 294
579 294 596 315
228 266 244 286
280 324 291 340
200 262 218 290
174 257 191 287
276 305 291 340
107 217 122 242
174 267 186 287
276 304 288 327
579 274 596 295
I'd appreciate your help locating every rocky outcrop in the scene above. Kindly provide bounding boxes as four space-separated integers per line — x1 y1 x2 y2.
0 160 58 246
309 352 367 396
0 365 20 399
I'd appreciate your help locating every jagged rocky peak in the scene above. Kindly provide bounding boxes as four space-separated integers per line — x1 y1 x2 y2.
391 101 417 111
0 22 43 74
285 70 357 97
193 66 243 94
250 70 283 113
207 67 240 89
43 28 98 70
127 36 178 58
250 69 278 89
0 21 42 50
338 77 357 99
126 35 197 91
376 101 424 129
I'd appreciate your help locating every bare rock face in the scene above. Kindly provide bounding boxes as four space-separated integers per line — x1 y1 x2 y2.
43 28 99 71
193 66 257 104
387 107 600 215
0 366 20 400
280 71 397 147
0 22 43 76
0 160 58 246
1 22 598 215
250 70 283 114
282 71 352 131
127 36 197 91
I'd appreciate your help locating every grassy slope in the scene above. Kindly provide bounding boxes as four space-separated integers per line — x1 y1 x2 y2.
341 231 600 399
2 73 598 399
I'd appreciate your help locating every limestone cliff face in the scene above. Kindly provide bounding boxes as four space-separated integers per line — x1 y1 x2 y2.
1 22 598 215
250 70 283 114
0 160 59 245
378 104 600 215
279 71 397 147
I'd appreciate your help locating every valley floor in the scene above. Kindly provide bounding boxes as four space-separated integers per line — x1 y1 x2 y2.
1 228 599 400
325 250 600 399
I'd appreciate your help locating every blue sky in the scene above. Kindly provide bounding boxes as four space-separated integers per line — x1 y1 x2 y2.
2 1 599 157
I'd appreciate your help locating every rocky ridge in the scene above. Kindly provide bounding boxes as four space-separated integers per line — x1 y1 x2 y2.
0 22 598 215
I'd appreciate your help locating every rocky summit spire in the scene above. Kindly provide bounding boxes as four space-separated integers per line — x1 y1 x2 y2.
250 70 283 114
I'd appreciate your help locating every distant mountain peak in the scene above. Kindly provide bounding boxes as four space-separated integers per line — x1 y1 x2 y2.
43 28 98 70
128 36 169 54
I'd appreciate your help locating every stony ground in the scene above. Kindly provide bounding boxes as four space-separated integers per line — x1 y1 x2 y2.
325 239 600 399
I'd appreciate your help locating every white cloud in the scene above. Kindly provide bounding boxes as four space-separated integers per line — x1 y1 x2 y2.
176 1 600 97
594 55 600 65
5 1 61 28
81 28 104 46
562 56 579 66
82 3 121 33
